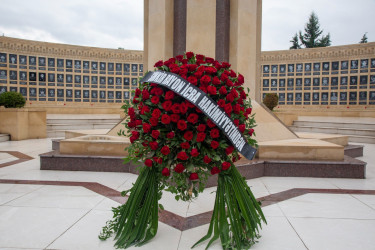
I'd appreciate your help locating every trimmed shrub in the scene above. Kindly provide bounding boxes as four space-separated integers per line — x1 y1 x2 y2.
0 91 26 108
263 93 279 111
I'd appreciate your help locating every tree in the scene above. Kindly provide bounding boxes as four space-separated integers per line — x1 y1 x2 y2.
290 12 331 49
360 33 368 43
290 33 301 49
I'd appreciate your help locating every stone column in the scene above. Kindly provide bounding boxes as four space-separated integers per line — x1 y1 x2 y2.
144 0 262 101
229 0 262 102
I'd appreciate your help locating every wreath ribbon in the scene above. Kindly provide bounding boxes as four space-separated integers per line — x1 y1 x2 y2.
140 70 257 160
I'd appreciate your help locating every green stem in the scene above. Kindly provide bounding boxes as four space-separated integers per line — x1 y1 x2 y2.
99 167 160 249
192 167 267 250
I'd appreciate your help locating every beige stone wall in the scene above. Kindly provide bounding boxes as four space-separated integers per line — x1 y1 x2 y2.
260 42 375 112
0 36 143 113
0 108 46 140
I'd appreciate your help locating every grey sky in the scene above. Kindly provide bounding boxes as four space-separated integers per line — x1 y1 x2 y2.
0 0 374 52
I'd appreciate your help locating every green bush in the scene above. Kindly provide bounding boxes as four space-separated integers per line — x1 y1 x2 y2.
0 91 26 108
263 93 279 111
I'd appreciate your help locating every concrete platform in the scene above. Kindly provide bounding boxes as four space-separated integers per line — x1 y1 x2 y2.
40 150 366 179
59 135 130 157
65 129 110 139
258 139 344 161
296 132 349 146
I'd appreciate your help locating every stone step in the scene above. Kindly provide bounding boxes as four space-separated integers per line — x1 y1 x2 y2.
47 123 119 131
290 126 375 143
290 125 375 137
293 120 375 130
0 134 10 142
47 130 66 138
47 118 122 125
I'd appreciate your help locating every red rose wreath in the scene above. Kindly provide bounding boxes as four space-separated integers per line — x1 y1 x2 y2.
100 52 266 249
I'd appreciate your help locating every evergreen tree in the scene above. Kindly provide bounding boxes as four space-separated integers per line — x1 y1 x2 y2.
360 33 368 43
289 33 301 49
290 12 331 49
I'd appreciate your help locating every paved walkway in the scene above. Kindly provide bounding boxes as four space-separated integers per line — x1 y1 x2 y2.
0 139 375 249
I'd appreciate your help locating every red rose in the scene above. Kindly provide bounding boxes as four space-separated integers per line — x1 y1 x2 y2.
184 131 193 141
237 74 244 85
151 87 163 96
151 96 160 104
177 151 188 160
180 103 188 114
128 107 135 118
220 73 228 82
143 123 151 133
207 85 217 95
135 120 142 126
161 114 171 124
165 91 175 100
131 131 139 140
187 76 198 86
222 162 231 171
205 66 217 74
161 146 171 155
174 163 185 173
222 62 231 68
226 93 235 102
225 145 235 155
219 86 227 95
210 166 221 175
231 88 239 98
128 121 136 128
130 135 137 144
218 99 226 108
246 108 252 116
248 128 254 136
187 113 199 124
171 114 180 123
153 156 163 164
224 104 232 115
154 60 163 67
172 104 181 114
149 141 158 150
189 173 199 180
210 129 220 138
200 75 211 85
162 101 173 111
152 108 161 119
167 132 175 138
151 130 160 139
135 88 141 97
170 65 180 74
207 119 216 128
196 132 206 142
191 148 199 157
186 52 194 59
204 156 212 164
141 106 150 115
226 79 234 87
162 167 170 177
187 64 198 71
144 159 153 167
132 96 139 104
142 89 150 100
233 119 239 126
212 76 221 85
177 120 187 131
239 124 245 133
229 70 237 78
180 142 190 149
211 140 219 149
199 86 207 93
197 124 206 132
150 117 158 127
196 54 205 60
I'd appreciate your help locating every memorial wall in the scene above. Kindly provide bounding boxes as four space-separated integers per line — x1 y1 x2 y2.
260 42 375 110
0 37 143 110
